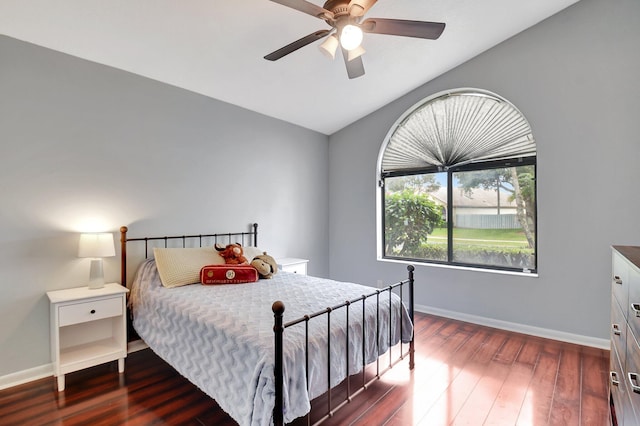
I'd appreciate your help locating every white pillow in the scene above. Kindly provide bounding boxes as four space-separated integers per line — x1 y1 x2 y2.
242 246 264 262
154 247 224 288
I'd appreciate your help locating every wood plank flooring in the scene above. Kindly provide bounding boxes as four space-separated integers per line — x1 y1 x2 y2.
0 313 610 425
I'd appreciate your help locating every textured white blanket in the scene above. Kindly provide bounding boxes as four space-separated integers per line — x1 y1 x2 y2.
131 260 413 425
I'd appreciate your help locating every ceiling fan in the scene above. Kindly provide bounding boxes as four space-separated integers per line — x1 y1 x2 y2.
264 0 446 79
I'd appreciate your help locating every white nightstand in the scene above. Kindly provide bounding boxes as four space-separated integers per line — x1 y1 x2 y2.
47 283 129 391
276 258 309 275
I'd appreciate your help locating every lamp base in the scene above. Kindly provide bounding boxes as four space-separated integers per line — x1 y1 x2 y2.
88 258 105 289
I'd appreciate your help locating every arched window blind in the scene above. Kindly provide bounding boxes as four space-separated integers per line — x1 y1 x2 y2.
380 88 536 175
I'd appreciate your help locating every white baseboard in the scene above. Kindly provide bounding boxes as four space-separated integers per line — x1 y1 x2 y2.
0 340 149 391
0 363 52 391
415 303 610 350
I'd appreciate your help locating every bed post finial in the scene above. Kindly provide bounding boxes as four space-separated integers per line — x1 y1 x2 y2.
120 226 128 287
252 223 258 247
272 300 285 426
272 300 285 316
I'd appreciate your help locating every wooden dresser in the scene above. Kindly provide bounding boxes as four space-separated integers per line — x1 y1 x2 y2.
611 246 640 424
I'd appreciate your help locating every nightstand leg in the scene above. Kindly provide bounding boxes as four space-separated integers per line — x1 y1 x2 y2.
57 374 65 392
118 358 125 373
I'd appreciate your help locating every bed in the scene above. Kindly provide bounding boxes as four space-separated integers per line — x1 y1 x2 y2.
120 223 415 426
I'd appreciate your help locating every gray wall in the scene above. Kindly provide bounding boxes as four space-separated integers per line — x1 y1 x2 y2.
0 36 329 377
329 0 640 340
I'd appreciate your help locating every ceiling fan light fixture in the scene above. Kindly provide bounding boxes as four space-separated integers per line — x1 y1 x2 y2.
319 34 339 59
340 24 363 50
347 45 366 61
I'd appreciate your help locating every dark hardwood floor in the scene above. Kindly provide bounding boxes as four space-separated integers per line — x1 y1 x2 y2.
0 313 610 425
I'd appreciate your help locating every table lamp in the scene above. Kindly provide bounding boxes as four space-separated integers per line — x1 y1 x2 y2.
78 233 116 289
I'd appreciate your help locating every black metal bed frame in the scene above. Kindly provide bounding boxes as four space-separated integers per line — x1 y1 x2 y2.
119 223 415 426
119 223 259 286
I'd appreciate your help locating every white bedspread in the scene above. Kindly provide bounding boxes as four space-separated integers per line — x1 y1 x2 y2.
131 260 413 425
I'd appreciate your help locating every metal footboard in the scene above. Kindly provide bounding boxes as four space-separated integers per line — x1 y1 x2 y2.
273 265 415 425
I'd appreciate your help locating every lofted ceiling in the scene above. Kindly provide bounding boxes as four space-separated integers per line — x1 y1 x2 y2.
0 0 579 135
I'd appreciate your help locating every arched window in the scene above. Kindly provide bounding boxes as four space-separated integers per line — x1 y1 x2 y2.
376 88 537 273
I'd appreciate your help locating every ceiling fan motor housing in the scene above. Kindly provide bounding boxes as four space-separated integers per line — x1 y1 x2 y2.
323 0 351 19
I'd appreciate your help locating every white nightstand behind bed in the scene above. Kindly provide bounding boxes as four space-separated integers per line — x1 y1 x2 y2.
47 283 128 391
276 258 309 275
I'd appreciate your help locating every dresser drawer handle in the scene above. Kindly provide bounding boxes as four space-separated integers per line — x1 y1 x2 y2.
631 303 640 317
611 371 620 387
90 309 96 314
629 372 640 393
612 324 622 335
614 275 623 285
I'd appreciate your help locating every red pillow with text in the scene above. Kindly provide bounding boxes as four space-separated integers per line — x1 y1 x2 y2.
200 265 258 285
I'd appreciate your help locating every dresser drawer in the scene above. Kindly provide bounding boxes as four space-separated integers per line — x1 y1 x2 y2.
612 297 628 368
624 326 640 423
613 251 630 319
627 266 640 338
611 343 626 425
58 296 123 327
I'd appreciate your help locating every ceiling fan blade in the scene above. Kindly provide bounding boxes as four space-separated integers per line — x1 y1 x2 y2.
341 48 365 79
264 30 331 61
348 0 377 17
269 0 333 20
361 18 445 40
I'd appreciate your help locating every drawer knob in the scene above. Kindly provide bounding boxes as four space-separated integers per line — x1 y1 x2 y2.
629 372 640 393
612 324 621 336
90 309 96 314
614 275 623 285
611 371 620 387
631 303 640 318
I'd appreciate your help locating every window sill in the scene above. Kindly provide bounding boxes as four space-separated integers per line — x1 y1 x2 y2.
377 257 539 278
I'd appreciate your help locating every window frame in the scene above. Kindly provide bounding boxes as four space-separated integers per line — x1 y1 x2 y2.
379 156 537 274
376 88 538 275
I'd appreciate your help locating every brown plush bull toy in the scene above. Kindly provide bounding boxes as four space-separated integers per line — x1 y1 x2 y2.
215 243 248 265
250 252 278 279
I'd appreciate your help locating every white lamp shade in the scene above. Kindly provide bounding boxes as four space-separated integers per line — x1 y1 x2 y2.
78 233 116 258
347 45 366 61
319 34 339 59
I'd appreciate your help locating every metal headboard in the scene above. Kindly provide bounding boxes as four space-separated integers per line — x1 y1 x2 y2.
119 223 258 287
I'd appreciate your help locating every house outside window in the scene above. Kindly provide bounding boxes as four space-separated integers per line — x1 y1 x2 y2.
376 88 537 274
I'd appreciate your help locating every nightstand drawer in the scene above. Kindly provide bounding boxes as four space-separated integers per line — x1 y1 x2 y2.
276 258 309 275
282 263 307 274
59 296 123 327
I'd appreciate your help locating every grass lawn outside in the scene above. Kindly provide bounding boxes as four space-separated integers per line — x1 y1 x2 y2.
411 227 535 269
428 227 530 248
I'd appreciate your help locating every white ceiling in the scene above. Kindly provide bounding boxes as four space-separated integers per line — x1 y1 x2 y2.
0 0 579 135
